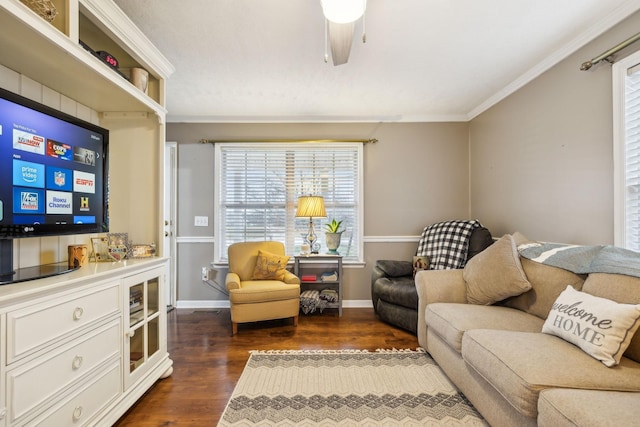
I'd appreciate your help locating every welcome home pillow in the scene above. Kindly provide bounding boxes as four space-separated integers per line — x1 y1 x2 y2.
542 285 640 367
252 250 290 281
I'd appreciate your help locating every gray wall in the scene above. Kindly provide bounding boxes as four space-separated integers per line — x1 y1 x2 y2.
168 10 640 305
167 122 471 304
469 10 640 244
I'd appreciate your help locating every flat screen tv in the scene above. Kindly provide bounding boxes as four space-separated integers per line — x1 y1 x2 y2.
0 87 109 284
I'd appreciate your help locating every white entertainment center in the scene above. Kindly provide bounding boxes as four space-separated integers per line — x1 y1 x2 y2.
0 0 175 425
3 258 172 426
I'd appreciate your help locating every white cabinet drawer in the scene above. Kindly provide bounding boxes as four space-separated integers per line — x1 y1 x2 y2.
8 321 121 423
7 282 120 363
28 361 121 427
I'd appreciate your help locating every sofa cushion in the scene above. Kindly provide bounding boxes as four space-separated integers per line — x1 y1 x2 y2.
542 285 640 367
538 389 640 427
462 330 640 418
426 303 544 353
501 258 586 320
252 250 290 280
463 234 532 305
582 273 640 364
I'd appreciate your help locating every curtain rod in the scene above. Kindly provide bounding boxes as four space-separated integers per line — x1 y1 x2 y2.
581 31 640 70
200 138 378 144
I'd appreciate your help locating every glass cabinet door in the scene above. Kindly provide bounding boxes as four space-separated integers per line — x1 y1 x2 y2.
125 269 163 388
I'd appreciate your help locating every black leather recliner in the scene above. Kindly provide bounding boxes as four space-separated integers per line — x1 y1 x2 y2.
371 225 493 333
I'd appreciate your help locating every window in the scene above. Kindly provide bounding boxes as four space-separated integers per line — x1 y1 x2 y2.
614 50 640 251
215 142 363 262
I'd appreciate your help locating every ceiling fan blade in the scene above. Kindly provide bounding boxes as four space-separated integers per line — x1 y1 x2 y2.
328 21 355 66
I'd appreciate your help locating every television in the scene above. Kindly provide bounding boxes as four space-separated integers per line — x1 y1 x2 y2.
0 87 109 284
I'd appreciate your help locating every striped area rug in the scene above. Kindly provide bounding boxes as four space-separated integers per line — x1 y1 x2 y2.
218 348 487 426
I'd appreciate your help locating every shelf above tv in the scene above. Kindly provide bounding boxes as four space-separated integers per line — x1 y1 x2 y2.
0 0 174 116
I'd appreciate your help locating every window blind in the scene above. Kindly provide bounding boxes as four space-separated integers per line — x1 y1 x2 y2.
625 69 640 251
216 143 362 262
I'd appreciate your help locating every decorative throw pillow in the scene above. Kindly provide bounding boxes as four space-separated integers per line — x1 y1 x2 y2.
463 234 532 305
542 285 640 367
251 250 290 281
413 256 429 278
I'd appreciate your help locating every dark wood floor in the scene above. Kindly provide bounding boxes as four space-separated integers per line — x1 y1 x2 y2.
114 307 418 426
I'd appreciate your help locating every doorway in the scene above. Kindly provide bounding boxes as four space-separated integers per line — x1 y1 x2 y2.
164 142 178 309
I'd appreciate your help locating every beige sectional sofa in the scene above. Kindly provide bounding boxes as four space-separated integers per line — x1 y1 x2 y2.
415 232 640 426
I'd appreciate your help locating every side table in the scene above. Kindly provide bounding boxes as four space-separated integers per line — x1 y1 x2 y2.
294 255 343 316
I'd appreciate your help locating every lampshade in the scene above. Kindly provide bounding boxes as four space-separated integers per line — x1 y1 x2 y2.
321 0 366 24
296 196 327 218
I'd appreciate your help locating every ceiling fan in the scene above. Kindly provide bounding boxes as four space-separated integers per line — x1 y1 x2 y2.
321 0 367 66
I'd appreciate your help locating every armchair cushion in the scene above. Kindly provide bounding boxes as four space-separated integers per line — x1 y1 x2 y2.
229 280 300 304
251 250 290 281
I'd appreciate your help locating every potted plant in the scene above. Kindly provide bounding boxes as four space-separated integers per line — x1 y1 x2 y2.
324 219 344 254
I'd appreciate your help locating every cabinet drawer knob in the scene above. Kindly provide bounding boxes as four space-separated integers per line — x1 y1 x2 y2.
72 307 84 320
72 406 83 421
72 355 83 370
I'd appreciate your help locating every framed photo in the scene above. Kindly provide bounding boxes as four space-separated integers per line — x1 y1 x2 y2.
107 232 129 262
130 244 156 259
107 232 129 248
91 237 110 262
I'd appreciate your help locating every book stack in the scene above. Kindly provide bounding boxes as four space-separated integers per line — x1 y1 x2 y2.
130 288 144 323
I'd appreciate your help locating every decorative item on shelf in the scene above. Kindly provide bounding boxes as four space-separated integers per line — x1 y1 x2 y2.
301 274 318 282
20 0 58 23
68 244 88 268
78 40 128 80
320 288 339 303
320 271 338 282
324 218 344 255
129 243 156 259
107 232 130 262
296 195 327 254
300 243 311 256
90 237 110 262
129 67 149 94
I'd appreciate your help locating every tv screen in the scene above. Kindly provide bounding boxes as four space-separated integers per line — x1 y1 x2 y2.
0 87 109 239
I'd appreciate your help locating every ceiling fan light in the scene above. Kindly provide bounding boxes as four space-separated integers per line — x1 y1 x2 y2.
321 0 366 24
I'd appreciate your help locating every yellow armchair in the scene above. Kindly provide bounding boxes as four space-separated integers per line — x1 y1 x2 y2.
226 241 300 335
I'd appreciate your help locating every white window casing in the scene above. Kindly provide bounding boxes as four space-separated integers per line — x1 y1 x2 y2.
614 50 640 251
214 142 363 263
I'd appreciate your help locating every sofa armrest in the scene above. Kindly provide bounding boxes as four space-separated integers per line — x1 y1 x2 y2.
415 269 467 349
226 272 241 291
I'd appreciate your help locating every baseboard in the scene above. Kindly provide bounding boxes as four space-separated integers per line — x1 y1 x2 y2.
176 300 374 309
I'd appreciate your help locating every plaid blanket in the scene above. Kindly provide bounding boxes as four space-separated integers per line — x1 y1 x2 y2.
416 220 481 270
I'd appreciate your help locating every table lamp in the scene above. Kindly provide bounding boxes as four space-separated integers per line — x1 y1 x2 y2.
296 195 327 254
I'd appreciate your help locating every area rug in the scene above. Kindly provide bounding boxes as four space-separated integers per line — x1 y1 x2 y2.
218 348 487 426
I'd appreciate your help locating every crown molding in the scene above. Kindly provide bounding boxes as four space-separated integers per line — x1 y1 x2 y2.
467 0 640 120
79 0 175 79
